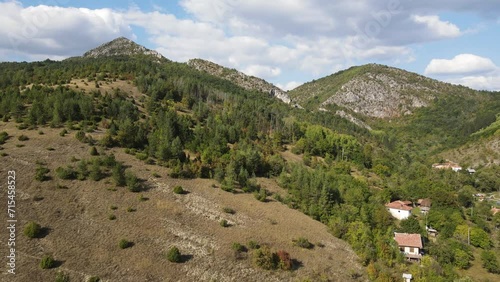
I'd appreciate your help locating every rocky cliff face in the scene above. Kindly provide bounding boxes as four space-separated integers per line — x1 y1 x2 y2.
289 64 464 119
83 37 166 61
321 71 433 118
188 58 292 104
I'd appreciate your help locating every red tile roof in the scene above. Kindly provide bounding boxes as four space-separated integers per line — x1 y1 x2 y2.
394 233 423 248
385 200 413 211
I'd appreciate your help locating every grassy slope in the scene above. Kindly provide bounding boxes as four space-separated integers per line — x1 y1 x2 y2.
0 124 365 281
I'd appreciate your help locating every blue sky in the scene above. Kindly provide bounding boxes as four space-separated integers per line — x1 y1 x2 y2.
1 0 499 91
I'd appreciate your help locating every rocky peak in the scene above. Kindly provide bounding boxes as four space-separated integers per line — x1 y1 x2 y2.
83 37 166 61
188 58 292 104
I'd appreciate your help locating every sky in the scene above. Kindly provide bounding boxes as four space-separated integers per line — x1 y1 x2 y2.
1 0 499 91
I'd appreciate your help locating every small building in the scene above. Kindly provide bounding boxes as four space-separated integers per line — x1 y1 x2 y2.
394 232 423 262
432 160 462 172
385 200 413 220
417 198 432 214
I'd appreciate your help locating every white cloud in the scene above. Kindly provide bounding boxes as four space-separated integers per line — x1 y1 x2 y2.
425 54 497 75
424 54 500 91
243 65 281 78
0 2 132 59
446 74 500 91
412 15 461 38
277 81 302 91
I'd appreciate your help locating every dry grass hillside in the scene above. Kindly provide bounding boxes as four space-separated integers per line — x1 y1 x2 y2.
0 122 366 282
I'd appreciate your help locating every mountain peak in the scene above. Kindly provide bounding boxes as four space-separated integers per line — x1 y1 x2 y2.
83 37 166 61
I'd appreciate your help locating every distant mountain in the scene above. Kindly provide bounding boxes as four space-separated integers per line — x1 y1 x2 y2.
289 63 480 119
82 37 166 61
188 58 292 104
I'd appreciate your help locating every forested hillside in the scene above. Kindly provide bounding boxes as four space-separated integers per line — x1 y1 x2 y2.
0 39 499 281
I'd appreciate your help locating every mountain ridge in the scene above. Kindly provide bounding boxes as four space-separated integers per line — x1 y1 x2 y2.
187 58 292 104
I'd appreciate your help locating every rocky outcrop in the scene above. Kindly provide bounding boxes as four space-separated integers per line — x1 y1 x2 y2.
188 59 292 104
322 72 432 118
83 37 166 61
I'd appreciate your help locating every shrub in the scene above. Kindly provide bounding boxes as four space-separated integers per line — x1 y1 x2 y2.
59 129 68 137
125 171 140 192
38 130 44 135
55 271 70 282
222 207 236 214
254 189 267 202
253 247 279 270
138 194 148 201
127 207 136 212
294 237 313 249
0 131 8 144
481 250 500 274
173 185 185 194
220 219 229 227
18 134 29 141
89 146 98 156
166 246 182 263
110 205 118 210
277 250 292 270
118 239 132 249
248 240 260 250
108 214 116 220
24 221 41 238
55 166 77 180
35 166 50 181
40 255 55 269
87 277 100 282
232 242 246 252
112 163 126 186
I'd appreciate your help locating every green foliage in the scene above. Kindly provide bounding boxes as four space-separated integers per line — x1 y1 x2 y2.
125 171 140 192
294 237 313 249
108 214 116 220
173 185 185 194
89 159 103 181
89 146 98 156
112 163 126 186
399 217 422 234
39 255 55 269
166 246 181 263
87 277 100 282
0 131 8 144
59 129 67 136
18 134 29 141
253 246 279 270
35 165 50 181
23 221 41 238
55 271 70 282
481 250 500 273
254 189 267 202
231 242 245 252
220 219 229 227
118 239 132 249
248 240 260 250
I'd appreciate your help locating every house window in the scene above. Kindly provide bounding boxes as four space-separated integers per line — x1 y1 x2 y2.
409 247 415 253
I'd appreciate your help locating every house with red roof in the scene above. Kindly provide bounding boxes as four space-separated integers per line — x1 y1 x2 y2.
385 200 413 220
394 232 423 262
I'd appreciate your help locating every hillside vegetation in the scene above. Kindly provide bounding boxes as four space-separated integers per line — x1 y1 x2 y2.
0 38 499 281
